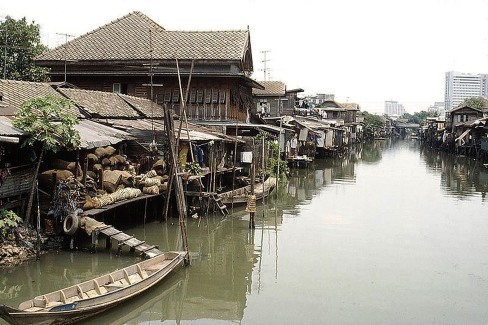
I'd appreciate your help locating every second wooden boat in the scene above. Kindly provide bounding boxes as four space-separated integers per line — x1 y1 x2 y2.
0 251 187 325
218 176 276 205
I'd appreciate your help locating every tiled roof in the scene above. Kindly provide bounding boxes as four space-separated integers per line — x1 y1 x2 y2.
340 103 360 110
119 94 164 118
57 88 140 118
36 11 250 62
0 80 66 114
252 81 286 96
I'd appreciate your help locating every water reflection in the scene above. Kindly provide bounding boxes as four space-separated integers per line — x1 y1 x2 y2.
421 148 488 201
2 141 488 325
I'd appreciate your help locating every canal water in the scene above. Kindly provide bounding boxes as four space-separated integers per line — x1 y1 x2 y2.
1 139 488 324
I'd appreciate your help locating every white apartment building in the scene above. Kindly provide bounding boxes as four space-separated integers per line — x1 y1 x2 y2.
444 71 488 110
384 100 405 116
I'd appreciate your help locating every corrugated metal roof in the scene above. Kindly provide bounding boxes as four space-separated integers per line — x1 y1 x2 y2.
99 118 243 143
75 119 131 149
0 116 24 136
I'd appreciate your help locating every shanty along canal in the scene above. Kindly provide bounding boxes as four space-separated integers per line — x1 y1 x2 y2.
1 140 488 324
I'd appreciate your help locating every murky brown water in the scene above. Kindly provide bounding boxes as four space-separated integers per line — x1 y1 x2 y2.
2 139 488 324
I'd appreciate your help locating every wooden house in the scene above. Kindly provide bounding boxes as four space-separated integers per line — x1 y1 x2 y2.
252 81 303 117
34 11 263 123
446 104 487 136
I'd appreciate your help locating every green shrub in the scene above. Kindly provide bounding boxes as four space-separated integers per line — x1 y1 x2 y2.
0 210 22 239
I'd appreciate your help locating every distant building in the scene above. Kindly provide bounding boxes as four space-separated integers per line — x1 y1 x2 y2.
302 93 334 106
444 71 488 110
427 101 445 116
384 100 405 116
252 81 303 117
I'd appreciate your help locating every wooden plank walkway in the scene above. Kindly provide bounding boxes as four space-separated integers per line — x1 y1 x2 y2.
86 222 162 258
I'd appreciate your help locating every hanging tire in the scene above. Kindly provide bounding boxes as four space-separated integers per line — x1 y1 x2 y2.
63 213 80 236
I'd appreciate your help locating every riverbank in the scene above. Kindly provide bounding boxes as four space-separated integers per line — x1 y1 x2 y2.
0 226 63 268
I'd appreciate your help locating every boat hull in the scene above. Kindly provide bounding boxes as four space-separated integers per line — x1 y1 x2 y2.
0 251 186 325
219 177 276 205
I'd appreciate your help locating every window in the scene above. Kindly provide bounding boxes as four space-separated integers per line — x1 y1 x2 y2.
196 90 204 104
219 89 226 104
205 89 212 104
172 89 180 103
212 88 218 104
163 89 172 103
113 83 121 93
189 88 197 103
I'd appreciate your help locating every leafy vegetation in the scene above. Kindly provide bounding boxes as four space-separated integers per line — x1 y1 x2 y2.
461 97 488 109
13 96 80 224
269 140 289 178
0 16 49 81
0 210 22 239
402 111 437 125
185 161 202 175
362 112 385 140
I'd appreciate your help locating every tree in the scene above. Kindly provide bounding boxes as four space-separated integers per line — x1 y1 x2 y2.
362 112 385 140
402 110 436 125
462 97 488 109
0 16 49 81
13 96 80 224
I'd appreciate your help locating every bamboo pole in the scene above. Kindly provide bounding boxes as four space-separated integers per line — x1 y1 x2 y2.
249 139 255 229
176 59 195 163
36 180 41 260
231 122 238 211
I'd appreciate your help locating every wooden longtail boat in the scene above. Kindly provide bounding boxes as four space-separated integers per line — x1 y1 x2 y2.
0 251 187 325
218 176 276 205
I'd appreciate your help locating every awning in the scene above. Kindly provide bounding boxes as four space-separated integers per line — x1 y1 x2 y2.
75 119 131 149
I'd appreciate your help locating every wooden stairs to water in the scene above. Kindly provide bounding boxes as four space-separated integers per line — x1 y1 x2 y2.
210 194 229 216
88 223 162 258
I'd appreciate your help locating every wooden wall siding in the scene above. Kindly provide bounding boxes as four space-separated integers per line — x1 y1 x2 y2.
0 166 35 199
53 75 251 121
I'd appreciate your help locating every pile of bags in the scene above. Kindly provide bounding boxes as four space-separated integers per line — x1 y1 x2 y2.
40 145 171 211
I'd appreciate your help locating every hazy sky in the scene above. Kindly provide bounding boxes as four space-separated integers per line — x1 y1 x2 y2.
3 0 488 113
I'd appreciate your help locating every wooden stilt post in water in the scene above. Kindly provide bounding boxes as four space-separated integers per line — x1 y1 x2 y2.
163 106 190 264
231 122 238 211
276 116 283 196
262 136 265 209
36 181 41 260
247 139 256 229
163 164 174 223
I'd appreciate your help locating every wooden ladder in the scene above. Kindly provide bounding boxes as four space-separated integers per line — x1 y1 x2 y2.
211 194 229 216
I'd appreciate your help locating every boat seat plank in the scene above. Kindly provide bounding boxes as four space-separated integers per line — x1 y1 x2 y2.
85 290 98 298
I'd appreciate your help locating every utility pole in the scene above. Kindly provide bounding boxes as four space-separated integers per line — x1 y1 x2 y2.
56 33 75 82
260 50 270 81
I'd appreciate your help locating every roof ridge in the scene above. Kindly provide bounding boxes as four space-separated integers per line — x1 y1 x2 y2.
165 29 248 33
50 11 166 52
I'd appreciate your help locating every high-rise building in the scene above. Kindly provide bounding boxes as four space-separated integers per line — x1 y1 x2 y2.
444 71 488 110
384 100 405 116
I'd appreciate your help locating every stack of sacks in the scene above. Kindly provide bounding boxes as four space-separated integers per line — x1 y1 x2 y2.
83 187 142 209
